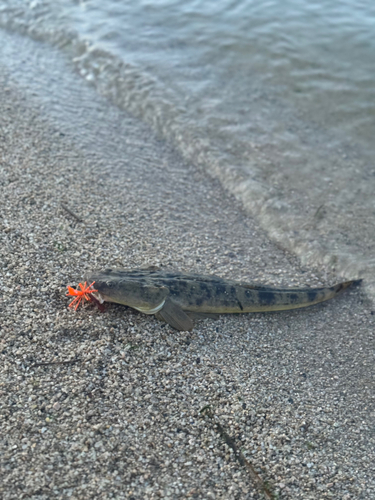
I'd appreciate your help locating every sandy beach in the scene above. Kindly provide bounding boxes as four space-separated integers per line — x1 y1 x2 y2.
1 34 374 499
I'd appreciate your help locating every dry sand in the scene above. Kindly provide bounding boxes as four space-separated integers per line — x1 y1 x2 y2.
0 34 374 499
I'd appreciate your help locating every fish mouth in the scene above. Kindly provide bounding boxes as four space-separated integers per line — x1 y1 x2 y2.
91 291 105 304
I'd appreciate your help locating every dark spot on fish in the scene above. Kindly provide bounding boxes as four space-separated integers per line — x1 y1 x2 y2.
260 290 276 305
215 284 227 297
199 283 212 299
307 290 317 302
289 293 299 304
196 297 203 306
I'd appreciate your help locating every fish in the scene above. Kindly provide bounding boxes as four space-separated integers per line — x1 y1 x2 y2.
85 267 359 331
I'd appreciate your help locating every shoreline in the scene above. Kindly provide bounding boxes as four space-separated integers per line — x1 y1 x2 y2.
1 32 374 499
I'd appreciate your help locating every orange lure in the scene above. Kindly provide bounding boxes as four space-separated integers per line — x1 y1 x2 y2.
66 281 98 310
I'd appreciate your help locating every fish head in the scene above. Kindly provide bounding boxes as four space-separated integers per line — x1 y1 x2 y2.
85 268 169 314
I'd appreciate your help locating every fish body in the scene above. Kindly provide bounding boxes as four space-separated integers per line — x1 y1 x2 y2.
85 267 358 331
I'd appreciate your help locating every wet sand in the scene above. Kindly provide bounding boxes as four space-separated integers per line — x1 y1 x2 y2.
0 34 374 499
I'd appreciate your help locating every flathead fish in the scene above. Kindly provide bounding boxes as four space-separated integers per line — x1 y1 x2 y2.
85 267 359 331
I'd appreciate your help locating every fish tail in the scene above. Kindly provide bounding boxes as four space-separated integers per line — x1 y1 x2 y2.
239 279 360 313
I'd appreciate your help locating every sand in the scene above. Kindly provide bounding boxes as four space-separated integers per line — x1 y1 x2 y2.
0 33 374 499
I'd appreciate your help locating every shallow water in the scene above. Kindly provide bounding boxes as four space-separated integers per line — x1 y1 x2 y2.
1 0 375 299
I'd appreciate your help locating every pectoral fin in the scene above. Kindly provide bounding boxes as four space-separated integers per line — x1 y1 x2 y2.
156 298 194 331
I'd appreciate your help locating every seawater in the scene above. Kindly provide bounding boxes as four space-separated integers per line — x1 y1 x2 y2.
1 0 375 299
